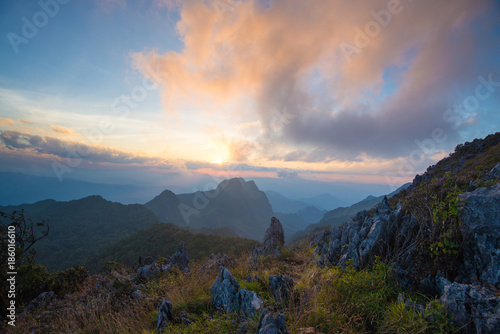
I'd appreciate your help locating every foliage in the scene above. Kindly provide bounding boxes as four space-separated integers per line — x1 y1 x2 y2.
6 246 456 334
83 223 257 272
0 196 160 271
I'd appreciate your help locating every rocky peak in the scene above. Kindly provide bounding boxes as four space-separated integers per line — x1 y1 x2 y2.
262 217 285 253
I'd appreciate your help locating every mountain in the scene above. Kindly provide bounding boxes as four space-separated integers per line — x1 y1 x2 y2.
83 223 257 272
0 172 168 205
265 190 322 213
146 178 274 240
274 206 328 237
288 183 411 244
0 196 160 270
298 193 348 211
144 189 186 226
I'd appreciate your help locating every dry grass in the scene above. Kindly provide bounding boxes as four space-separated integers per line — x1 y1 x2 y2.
5 245 452 334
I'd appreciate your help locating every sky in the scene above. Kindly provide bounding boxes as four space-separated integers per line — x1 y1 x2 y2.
0 0 499 199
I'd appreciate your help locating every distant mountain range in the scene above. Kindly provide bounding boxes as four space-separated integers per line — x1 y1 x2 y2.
0 196 160 270
288 183 411 244
146 178 274 240
0 172 166 205
0 173 404 271
265 190 353 213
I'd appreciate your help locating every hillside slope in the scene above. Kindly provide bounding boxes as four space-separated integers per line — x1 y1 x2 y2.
0 196 160 270
83 223 257 272
289 184 409 244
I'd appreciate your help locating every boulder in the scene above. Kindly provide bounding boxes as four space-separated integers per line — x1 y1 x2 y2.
157 299 174 330
456 184 500 288
163 241 190 272
210 266 264 318
269 275 294 304
210 266 240 313
237 288 264 318
441 282 500 333
136 262 160 281
256 309 289 334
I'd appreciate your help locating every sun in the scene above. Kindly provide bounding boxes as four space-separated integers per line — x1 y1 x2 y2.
211 159 224 164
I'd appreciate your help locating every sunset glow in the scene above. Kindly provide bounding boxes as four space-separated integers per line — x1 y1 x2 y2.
0 0 499 193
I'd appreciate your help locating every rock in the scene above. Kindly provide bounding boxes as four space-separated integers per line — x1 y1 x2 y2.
397 293 425 314
485 163 500 181
237 288 264 317
237 321 250 334
262 217 285 253
136 262 160 281
210 266 240 313
157 299 174 330
131 289 147 300
456 184 500 288
441 282 500 333
314 196 400 269
200 253 235 272
23 291 55 313
269 275 294 304
210 266 265 318
250 217 286 265
181 312 192 325
256 309 289 334
162 241 190 272
142 256 154 265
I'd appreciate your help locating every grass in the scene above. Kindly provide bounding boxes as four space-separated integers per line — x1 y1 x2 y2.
3 244 455 334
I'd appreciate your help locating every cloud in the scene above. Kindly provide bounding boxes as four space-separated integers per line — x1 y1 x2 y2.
133 0 497 162
277 169 298 178
0 130 170 167
50 125 80 137
19 120 32 125
0 117 15 126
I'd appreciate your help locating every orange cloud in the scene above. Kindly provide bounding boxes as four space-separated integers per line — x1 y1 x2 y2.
0 117 15 126
50 125 80 137
132 0 493 161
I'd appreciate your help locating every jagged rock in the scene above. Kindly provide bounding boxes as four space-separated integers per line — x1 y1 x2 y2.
256 309 289 334
456 184 500 288
262 217 285 253
211 266 240 313
200 253 235 272
251 217 286 266
210 266 265 318
237 288 264 317
485 163 500 181
157 299 174 330
313 196 400 268
23 291 55 313
269 275 294 304
162 241 190 272
441 282 500 333
137 263 160 281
